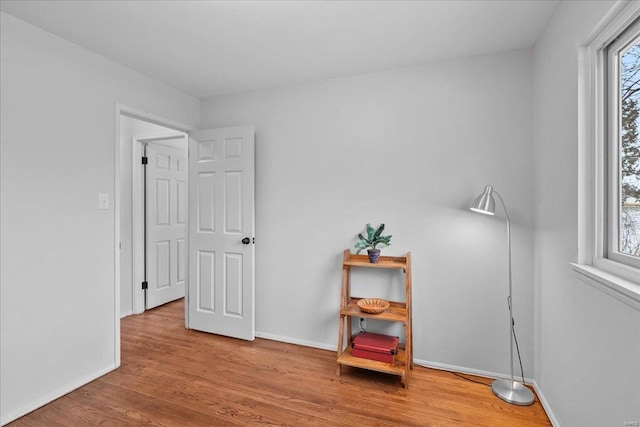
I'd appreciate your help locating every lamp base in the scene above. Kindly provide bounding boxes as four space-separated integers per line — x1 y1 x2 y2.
491 379 535 406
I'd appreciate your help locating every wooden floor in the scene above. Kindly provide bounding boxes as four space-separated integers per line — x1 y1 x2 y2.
10 299 551 426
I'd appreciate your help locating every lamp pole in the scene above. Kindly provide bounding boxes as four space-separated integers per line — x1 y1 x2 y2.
470 185 534 406
493 190 515 388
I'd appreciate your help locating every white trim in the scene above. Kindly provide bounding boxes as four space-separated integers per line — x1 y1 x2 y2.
113 107 122 368
531 380 560 427
254 331 540 383
577 42 598 266
577 0 640 294
571 263 640 310
255 331 536 383
132 137 145 314
415 360 556 425
254 333 555 423
0 364 116 425
606 27 621 262
255 331 336 352
414 358 534 386
117 104 192 133
256 332 543 392
185 133 191 329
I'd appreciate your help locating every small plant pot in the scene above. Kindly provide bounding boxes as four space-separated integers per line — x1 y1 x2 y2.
367 249 381 263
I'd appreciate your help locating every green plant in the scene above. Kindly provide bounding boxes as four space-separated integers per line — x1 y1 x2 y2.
355 223 392 254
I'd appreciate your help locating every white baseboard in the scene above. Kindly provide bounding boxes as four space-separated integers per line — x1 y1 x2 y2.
414 358 535 385
254 333 540 389
0 363 117 426
255 331 336 352
253 334 558 426
2 331 556 426
531 380 560 427
415 359 557 426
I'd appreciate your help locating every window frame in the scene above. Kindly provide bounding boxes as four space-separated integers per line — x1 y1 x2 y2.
575 0 640 311
606 24 640 269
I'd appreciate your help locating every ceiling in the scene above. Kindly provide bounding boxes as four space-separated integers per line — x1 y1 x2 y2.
0 0 559 99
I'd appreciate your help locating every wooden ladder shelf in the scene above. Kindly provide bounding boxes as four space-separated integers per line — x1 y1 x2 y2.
336 249 413 387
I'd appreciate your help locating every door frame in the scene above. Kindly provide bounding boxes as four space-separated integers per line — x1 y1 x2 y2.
131 133 188 315
114 104 193 367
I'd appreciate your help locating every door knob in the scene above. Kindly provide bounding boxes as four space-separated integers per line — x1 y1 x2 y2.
241 237 251 245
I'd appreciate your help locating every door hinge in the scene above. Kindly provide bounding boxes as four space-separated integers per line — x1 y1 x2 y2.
141 156 148 165
141 281 148 290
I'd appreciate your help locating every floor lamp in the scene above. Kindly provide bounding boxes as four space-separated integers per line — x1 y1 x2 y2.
470 185 535 406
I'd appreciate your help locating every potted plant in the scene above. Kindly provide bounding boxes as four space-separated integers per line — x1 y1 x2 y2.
355 223 392 263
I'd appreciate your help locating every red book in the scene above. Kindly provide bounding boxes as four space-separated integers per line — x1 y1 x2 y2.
352 332 399 364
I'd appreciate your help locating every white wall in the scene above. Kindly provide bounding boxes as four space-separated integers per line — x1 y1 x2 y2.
0 12 199 424
119 116 185 317
10 2 637 424
201 50 535 378
532 1 640 426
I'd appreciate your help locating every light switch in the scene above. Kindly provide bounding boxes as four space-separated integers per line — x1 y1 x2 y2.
98 193 109 210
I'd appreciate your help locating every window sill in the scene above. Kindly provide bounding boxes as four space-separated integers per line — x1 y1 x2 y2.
571 263 640 311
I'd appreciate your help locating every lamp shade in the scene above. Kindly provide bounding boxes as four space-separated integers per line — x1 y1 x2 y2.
470 185 496 215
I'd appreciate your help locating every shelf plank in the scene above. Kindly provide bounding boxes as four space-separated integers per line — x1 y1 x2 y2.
340 301 406 322
343 254 407 269
337 346 406 377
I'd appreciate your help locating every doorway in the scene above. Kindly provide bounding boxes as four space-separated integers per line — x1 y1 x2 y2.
119 114 188 317
115 105 256 364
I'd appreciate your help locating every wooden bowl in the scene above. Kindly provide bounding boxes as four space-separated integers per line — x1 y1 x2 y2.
357 298 390 314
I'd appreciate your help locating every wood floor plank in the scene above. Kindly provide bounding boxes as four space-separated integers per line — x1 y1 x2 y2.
8 299 551 426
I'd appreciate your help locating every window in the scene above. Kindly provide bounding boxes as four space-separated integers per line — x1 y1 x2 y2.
575 1 640 304
607 20 640 269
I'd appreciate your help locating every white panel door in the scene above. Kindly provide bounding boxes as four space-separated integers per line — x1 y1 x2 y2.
187 126 255 341
146 143 188 309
